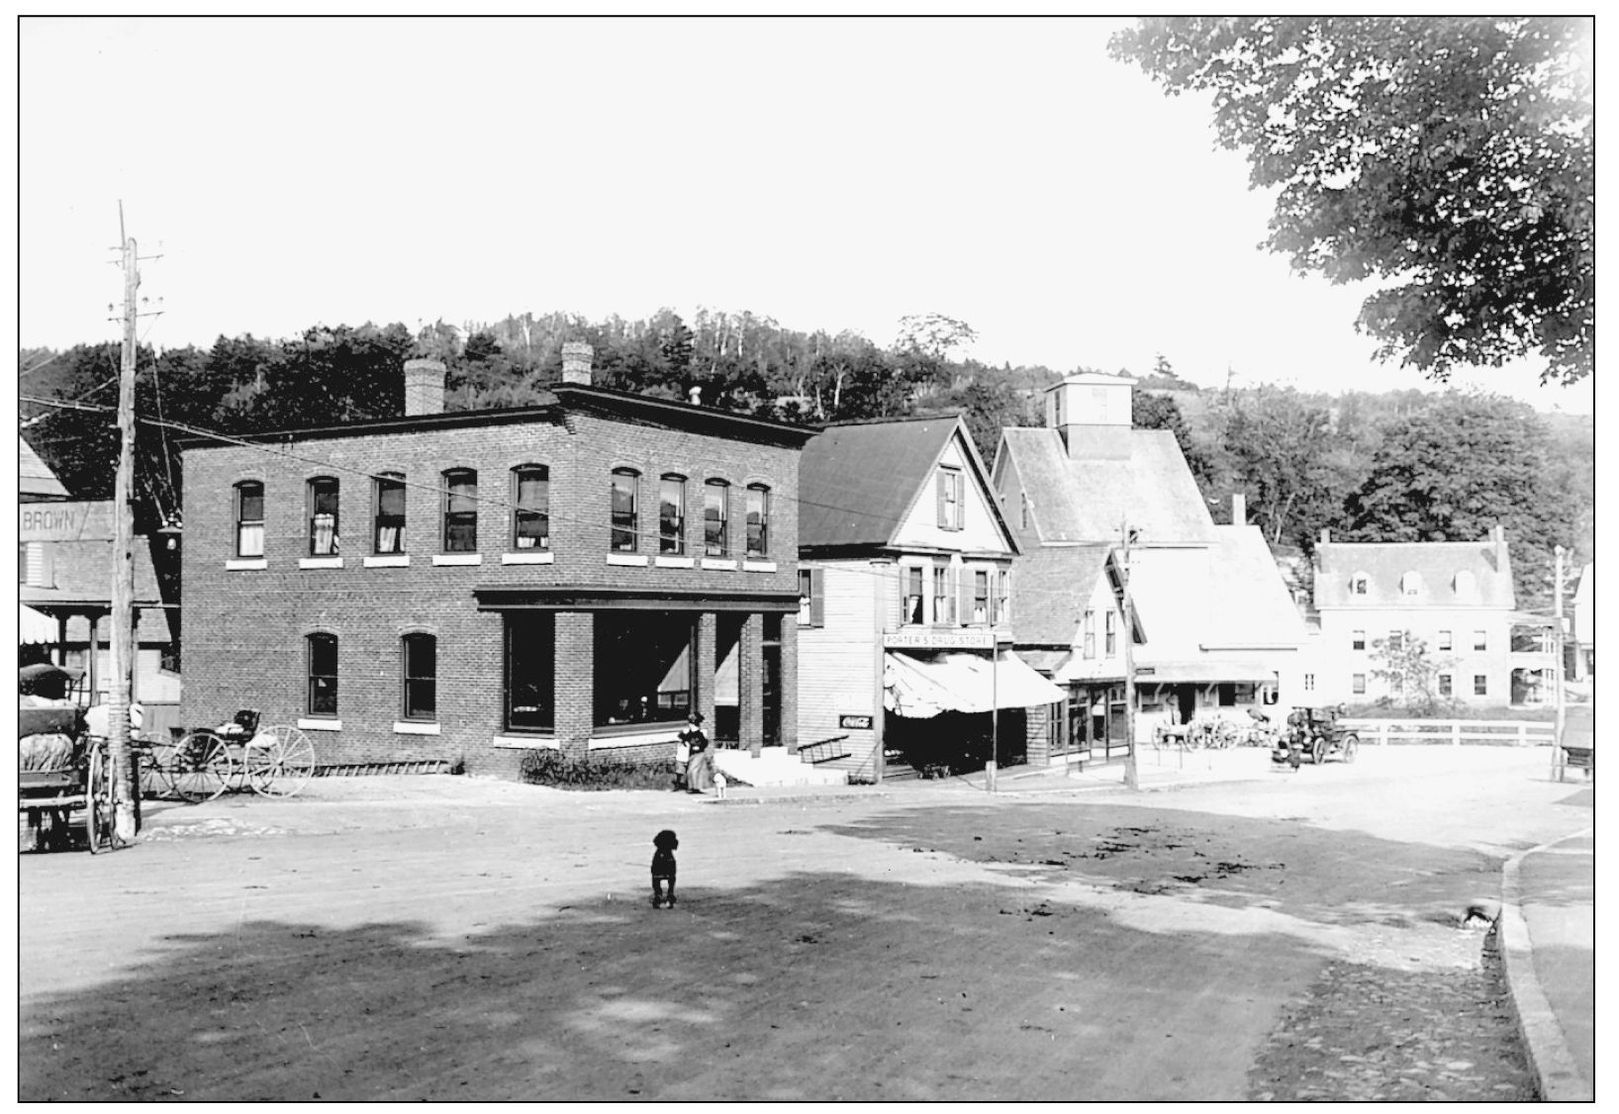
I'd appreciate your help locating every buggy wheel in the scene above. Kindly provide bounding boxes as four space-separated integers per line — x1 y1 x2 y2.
86 741 116 853
1341 734 1359 763
139 741 175 799
246 725 315 797
1311 739 1327 765
171 732 232 803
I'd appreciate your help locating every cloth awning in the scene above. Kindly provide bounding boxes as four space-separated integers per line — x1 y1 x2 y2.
884 650 1067 719
20 604 58 645
1131 660 1278 684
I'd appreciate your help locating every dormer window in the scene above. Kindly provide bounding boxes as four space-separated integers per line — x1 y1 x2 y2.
1400 571 1423 597
1350 573 1370 596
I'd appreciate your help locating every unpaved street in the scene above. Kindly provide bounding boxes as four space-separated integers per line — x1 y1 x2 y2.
18 748 1586 1100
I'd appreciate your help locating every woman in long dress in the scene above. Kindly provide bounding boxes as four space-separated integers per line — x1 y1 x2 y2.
680 713 715 793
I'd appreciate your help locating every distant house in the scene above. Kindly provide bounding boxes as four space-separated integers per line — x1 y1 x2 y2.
1570 563 1593 682
993 374 1308 761
796 414 1062 781
18 436 182 734
1310 527 1547 708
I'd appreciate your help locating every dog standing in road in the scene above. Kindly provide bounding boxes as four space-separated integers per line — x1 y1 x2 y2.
651 829 678 909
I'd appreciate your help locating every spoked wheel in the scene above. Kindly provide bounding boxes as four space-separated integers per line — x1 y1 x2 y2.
170 731 233 803
85 741 118 853
139 741 175 800
245 725 315 797
1311 739 1327 765
1341 734 1359 763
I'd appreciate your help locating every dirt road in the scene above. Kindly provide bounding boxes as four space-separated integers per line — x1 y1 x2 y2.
17 748 1585 1100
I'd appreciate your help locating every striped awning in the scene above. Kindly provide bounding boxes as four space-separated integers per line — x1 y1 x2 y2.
20 604 58 645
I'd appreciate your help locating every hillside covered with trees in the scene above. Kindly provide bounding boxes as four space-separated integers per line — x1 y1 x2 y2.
18 307 1591 612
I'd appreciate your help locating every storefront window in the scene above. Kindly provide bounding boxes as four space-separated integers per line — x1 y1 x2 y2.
505 613 555 732
594 612 694 728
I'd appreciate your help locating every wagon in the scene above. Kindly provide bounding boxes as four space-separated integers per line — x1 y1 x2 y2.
18 664 116 853
165 710 316 802
1286 705 1360 765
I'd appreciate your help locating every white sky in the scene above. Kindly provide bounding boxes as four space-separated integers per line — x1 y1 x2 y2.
15 14 1598 414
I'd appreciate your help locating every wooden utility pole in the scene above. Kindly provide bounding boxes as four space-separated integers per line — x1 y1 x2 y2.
1121 519 1139 791
108 211 140 840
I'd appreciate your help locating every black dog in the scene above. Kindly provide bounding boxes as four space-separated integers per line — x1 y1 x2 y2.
651 829 679 909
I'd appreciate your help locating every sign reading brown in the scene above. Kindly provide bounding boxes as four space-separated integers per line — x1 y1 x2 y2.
18 501 116 542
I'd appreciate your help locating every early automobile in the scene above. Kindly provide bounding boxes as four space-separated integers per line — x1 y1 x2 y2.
1286 704 1360 765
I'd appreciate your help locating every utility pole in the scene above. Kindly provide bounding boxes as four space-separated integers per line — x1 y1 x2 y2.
1121 519 1139 791
1554 546 1567 754
108 205 150 841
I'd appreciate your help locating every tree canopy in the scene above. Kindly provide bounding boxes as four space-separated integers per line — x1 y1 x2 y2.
1111 17 1594 383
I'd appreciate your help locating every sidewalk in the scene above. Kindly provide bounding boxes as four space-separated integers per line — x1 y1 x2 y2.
1501 824 1595 1101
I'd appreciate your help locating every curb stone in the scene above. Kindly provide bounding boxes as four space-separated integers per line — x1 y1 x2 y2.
1499 829 1593 1102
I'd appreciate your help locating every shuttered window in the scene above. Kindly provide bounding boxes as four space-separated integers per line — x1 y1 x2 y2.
936 468 963 530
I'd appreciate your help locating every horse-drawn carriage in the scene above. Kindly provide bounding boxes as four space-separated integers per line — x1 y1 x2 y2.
18 664 116 853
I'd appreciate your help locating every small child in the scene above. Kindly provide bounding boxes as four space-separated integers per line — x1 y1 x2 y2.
713 770 727 799
651 829 679 909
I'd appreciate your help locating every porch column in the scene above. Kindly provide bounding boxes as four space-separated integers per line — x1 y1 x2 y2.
54 614 68 667
779 612 799 753
85 612 101 700
695 612 718 732
554 611 594 761
739 611 764 756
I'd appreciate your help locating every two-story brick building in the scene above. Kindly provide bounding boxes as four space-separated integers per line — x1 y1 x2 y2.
179 348 813 778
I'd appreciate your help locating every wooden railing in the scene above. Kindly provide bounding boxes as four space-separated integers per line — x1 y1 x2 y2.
1340 718 1555 747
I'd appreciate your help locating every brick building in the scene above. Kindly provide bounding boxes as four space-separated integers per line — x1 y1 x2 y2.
179 350 813 778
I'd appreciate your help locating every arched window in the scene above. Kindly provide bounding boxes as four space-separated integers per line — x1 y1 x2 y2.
402 633 436 721
512 465 549 550
234 480 265 558
610 468 639 552
306 633 338 717
1400 571 1423 597
704 479 730 557
1350 572 1370 596
659 474 687 555
746 483 770 557
443 469 477 552
374 472 405 554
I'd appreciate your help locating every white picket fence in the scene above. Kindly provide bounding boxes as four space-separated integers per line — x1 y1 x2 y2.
1341 718 1555 747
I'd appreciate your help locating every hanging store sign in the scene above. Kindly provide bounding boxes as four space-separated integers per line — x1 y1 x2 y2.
18 501 116 542
884 629 1000 650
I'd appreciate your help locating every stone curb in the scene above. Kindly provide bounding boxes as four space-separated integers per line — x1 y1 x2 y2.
708 790 891 806
1499 829 1593 1102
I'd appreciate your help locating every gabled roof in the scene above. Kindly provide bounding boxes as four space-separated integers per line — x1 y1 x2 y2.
1009 545 1112 646
997 427 1216 545
798 415 1010 550
1205 526 1315 649
1314 539 1515 610
19 538 167 609
19 436 69 500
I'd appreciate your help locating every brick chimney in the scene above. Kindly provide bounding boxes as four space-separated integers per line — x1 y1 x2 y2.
403 358 446 416
561 342 594 385
1319 527 1331 545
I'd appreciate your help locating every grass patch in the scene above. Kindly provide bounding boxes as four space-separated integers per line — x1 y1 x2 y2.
518 750 679 791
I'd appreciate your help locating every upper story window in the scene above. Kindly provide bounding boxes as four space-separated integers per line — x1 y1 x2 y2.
1400 571 1423 597
1351 629 1366 651
374 472 405 554
401 632 436 721
746 484 770 557
937 467 964 530
611 469 640 552
443 469 478 552
1388 630 1404 652
904 566 925 625
933 565 954 625
1083 609 1096 659
1104 609 1117 655
704 480 729 556
659 474 687 555
995 569 1009 625
306 632 338 717
235 481 265 558
512 465 549 550
1438 629 1453 651
308 477 340 556
1473 629 1488 652
798 568 824 627
1350 572 1370 596
972 569 990 624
